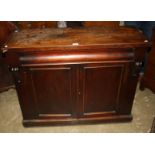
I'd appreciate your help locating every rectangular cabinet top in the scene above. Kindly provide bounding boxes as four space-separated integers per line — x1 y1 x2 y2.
4 27 149 52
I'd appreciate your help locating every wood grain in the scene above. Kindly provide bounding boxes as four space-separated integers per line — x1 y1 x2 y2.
5 27 148 49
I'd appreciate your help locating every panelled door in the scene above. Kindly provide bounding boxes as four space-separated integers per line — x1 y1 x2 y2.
16 65 77 120
78 61 135 118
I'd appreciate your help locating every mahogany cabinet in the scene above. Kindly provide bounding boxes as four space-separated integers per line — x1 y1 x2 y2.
1 27 149 126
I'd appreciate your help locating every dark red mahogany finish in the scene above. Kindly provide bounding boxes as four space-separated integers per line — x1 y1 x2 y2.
2 27 149 126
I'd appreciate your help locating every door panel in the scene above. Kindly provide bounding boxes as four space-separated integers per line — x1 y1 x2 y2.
80 63 126 117
19 65 76 119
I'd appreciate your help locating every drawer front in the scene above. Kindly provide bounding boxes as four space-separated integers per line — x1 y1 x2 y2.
10 48 134 66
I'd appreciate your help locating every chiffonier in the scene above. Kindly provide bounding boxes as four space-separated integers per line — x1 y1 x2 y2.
1 27 149 126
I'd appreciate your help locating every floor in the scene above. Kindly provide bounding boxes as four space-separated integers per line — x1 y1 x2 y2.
0 85 155 133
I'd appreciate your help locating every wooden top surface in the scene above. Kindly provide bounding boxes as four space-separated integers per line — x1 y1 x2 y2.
5 27 149 51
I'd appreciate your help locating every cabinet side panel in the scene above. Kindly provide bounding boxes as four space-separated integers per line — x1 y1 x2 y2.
118 62 138 114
